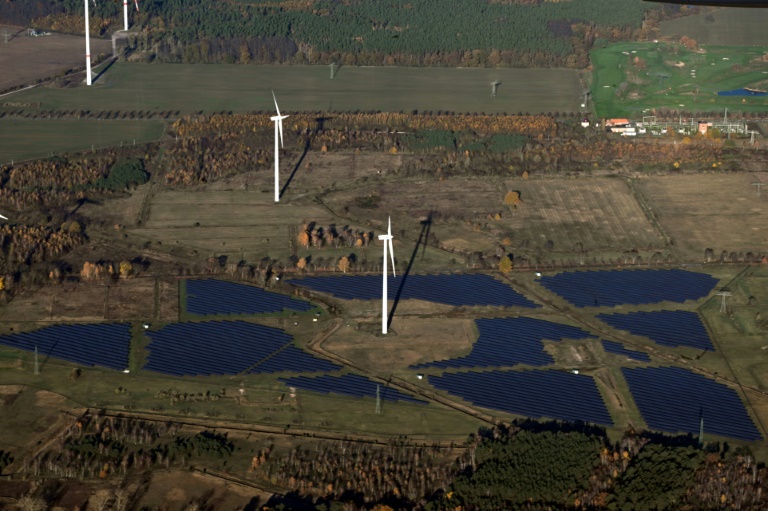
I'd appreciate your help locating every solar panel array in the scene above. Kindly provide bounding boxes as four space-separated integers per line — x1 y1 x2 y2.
292 274 539 308
144 321 341 377
279 374 429 404
410 317 595 370
186 279 313 316
248 345 342 374
598 310 714 351
601 340 651 362
538 269 718 308
622 366 762 441
0 323 131 371
429 370 613 425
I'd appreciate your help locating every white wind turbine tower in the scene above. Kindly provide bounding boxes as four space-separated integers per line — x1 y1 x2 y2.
123 0 139 31
84 0 94 86
378 216 396 334
270 91 289 202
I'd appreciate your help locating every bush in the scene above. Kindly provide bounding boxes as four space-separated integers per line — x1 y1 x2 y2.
97 159 149 190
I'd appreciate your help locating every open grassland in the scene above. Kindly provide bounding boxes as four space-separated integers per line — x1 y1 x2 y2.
0 26 112 90
0 62 582 116
324 176 665 258
0 118 166 164
637 173 768 259
660 8 768 46
591 42 768 118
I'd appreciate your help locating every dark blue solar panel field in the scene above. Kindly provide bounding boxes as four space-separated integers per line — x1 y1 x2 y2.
622 366 762 441
291 274 539 308
598 310 714 351
429 370 613 425
248 345 342 374
144 321 341 377
144 321 294 376
601 340 651 362
185 279 314 316
279 374 428 404
410 317 595 370
0 323 131 371
538 269 718 307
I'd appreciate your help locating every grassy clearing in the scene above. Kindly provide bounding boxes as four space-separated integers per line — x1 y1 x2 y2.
591 42 768 118
1 62 583 115
637 173 768 260
0 118 166 165
659 8 768 46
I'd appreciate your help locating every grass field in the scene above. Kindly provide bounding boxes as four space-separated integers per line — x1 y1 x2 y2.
591 42 768 118
0 118 166 164
637 172 768 260
0 62 583 116
660 8 768 46
0 25 112 90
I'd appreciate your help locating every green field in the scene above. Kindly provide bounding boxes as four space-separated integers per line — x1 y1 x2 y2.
660 7 768 46
591 42 768 118
0 118 166 164
1 63 582 116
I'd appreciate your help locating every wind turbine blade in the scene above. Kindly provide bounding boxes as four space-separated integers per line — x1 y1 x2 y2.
387 216 392 236
134 0 139 10
0 214 7 220
389 239 396 277
272 90 281 117
278 120 284 148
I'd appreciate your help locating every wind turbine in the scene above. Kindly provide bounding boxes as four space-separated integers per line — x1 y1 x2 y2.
0 213 7 221
123 0 139 31
270 91 289 202
378 216 396 334
84 0 93 86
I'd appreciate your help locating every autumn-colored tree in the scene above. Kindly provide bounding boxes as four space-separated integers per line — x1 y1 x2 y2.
499 255 513 273
338 256 350 273
504 190 522 209
119 261 133 278
298 231 310 249
297 257 307 272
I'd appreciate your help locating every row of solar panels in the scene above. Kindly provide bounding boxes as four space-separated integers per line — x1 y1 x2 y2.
0 324 131 371
186 279 313 316
279 374 428 404
599 310 714 351
601 340 650 362
429 369 613 425
538 269 719 308
411 317 594 370
622 367 762 441
143 321 335 377
292 274 540 308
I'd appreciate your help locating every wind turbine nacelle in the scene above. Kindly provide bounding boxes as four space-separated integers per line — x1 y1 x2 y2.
645 0 768 5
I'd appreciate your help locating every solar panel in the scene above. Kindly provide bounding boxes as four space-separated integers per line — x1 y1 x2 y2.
291 274 539 308
186 279 314 316
279 374 428 404
601 340 651 362
0 323 132 371
429 369 612 425
538 269 718 308
598 310 714 351
144 321 293 376
411 317 595 370
622 366 762 441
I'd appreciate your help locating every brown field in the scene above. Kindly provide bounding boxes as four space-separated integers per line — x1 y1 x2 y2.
0 277 177 327
637 172 768 259
659 8 768 46
0 26 112 90
137 470 269 511
0 385 70 458
325 176 665 258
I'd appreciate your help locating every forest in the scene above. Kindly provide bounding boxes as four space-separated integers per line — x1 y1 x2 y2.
0 0 688 68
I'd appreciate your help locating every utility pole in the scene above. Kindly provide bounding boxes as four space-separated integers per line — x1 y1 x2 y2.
716 288 732 314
